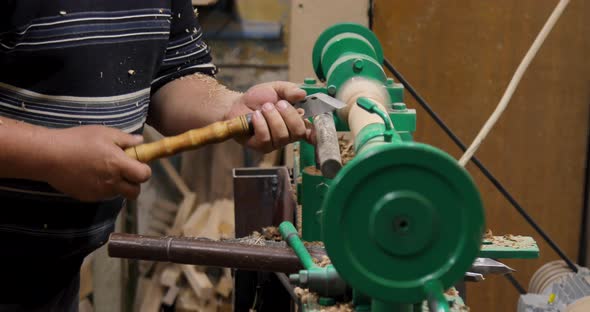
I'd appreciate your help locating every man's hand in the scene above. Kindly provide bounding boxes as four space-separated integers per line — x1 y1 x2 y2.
44 126 152 202
224 81 313 153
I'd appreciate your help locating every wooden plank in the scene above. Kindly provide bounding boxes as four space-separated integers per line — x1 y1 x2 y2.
181 141 244 205
181 265 214 299
162 285 181 306
373 1 590 311
160 265 182 287
288 0 369 83
168 192 197 236
182 202 213 237
216 268 233 298
139 265 165 312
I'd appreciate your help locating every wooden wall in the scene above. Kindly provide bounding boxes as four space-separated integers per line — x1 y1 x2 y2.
288 0 369 82
373 0 590 310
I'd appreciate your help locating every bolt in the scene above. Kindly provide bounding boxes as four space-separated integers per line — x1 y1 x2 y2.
327 85 337 96
353 58 364 72
304 77 317 85
393 103 407 111
289 274 300 285
386 78 395 85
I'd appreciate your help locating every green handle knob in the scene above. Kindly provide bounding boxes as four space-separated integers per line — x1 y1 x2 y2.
356 97 394 142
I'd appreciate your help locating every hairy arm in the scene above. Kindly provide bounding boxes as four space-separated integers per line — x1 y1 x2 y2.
0 116 151 201
148 74 310 153
0 116 55 181
148 73 240 136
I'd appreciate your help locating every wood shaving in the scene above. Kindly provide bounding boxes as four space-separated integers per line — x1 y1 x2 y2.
445 287 459 296
313 255 331 267
261 226 282 241
339 134 355 165
321 303 354 312
304 241 324 248
294 287 353 312
484 229 493 240
488 234 535 249
294 287 318 305
303 166 322 176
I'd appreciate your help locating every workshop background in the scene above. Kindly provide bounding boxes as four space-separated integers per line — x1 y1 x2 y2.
81 1 590 312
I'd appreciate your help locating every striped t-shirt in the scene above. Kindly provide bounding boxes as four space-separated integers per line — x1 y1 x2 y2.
0 0 216 267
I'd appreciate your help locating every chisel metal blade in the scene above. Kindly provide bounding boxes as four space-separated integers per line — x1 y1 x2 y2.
470 258 515 275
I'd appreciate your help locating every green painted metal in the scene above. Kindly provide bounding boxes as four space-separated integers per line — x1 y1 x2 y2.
300 169 330 241
281 222 348 298
354 123 402 154
321 142 485 304
423 280 450 312
312 23 383 82
299 140 317 173
279 221 317 270
390 106 417 142
289 22 519 312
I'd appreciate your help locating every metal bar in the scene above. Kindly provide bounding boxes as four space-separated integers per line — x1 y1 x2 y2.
108 233 326 274
313 112 342 179
382 58 579 273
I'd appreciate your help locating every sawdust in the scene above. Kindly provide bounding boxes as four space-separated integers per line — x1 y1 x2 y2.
339 134 355 165
313 255 331 267
483 229 493 241
320 303 354 312
488 234 535 249
261 226 282 241
294 287 352 312
303 166 322 176
304 241 324 248
294 287 318 304
445 287 459 297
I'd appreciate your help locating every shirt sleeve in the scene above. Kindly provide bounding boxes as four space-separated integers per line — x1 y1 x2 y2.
151 0 217 92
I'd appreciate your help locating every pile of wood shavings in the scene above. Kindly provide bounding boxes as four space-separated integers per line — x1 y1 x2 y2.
338 134 355 165
294 288 353 312
489 234 536 249
313 255 332 267
261 226 282 241
484 229 494 241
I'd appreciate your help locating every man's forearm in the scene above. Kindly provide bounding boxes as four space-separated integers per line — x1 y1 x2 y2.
148 73 242 136
0 116 56 181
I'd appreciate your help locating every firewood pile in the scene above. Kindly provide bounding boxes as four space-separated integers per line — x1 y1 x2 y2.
133 153 235 312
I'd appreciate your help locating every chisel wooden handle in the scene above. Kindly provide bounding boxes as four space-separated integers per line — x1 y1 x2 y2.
126 114 253 163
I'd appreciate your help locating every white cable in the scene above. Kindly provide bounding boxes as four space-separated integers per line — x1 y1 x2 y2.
458 0 570 167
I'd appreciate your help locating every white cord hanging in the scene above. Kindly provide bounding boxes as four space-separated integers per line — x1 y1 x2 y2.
458 0 570 167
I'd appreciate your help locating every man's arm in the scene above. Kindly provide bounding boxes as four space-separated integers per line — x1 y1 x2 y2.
148 74 310 153
0 116 151 201
0 117 57 181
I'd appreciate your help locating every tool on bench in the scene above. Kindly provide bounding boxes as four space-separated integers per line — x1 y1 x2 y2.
469 257 515 275
125 93 346 163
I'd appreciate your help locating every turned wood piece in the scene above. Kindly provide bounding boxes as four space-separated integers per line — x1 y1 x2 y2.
126 115 252 163
336 78 391 138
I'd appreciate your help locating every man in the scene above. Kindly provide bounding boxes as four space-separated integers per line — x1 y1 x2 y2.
0 1 309 310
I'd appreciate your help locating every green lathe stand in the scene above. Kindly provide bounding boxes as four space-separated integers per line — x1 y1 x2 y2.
287 23 538 312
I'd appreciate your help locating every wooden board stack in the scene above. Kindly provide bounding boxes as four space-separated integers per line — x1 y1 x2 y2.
133 127 236 312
